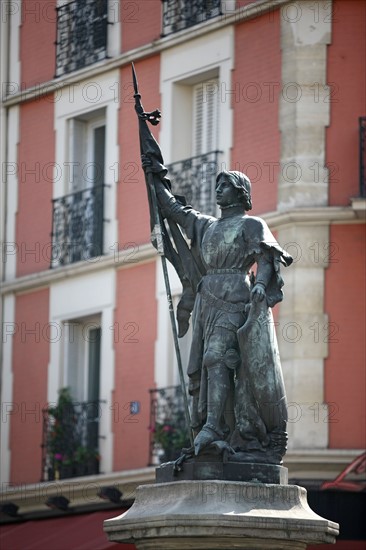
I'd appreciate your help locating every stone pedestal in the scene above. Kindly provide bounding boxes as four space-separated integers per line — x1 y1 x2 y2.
156 460 288 484
104 480 339 549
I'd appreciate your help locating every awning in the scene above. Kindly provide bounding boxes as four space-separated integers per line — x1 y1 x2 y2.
0 510 135 550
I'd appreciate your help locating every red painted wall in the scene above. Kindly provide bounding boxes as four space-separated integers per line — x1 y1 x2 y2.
10 289 50 484
113 262 156 471
16 97 55 277
325 224 366 449
232 9 281 215
118 56 161 246
236 0 262 7
121 0 161 52
326 0 366 205
20 0 56 87
309 543 366 550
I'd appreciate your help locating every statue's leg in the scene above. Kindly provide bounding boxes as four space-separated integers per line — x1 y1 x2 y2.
205 364 231 435
193 327 238 455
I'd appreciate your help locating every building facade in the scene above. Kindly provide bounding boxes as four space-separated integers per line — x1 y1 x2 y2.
1 0 365 547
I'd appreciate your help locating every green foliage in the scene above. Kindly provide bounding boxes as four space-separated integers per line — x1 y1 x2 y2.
152 420 190 452
74 445 100 464
48 387 77 464
47 387 99 469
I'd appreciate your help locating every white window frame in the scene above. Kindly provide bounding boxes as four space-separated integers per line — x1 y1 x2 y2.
54 71 119 259
63 314 101 404
67 111 106 194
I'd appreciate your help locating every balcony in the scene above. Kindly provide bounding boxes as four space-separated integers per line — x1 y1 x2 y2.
149 385 191 465
167 150 222 216
51 184 105 268
41 392 103 481
55 0 108 77
162 0 222 37
360 117 366 198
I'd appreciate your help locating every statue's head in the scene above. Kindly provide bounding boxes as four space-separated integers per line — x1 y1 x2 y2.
215 170 252 211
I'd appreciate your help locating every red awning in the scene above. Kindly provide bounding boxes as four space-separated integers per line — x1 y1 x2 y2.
0 510 135 550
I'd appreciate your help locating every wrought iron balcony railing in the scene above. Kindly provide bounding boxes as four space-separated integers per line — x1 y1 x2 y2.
359 117 366 198
162 0 222 37
41 398 103 481
167 150 222 216
55 0 108 77
51 184 105 268
149 385 191 465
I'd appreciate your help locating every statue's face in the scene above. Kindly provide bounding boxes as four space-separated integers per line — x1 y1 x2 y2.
215 175 240 207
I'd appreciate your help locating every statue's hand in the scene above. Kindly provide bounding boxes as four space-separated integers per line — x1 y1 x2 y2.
141 154 153 172
251 283 266 303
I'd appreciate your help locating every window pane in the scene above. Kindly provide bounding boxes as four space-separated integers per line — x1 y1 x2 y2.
88 327 101 402
93 126 105 187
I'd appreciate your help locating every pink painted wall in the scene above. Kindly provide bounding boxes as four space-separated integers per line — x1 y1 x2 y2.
326 0 366 205
232 9 281 215
325 224 366 449
10 289 50 483
16 97 55 277
20 0 56 87
113 262 157 471
118 56 161 246
121 0 161 52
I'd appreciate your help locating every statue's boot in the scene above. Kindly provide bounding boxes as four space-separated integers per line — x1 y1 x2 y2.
194 364 230 455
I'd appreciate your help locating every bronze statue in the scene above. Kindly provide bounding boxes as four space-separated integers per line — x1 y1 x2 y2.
133 64 293 466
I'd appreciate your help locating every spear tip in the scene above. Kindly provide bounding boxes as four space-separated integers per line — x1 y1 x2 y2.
131 62 139 97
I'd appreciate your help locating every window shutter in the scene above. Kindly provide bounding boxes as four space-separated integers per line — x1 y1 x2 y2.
192 79 219 156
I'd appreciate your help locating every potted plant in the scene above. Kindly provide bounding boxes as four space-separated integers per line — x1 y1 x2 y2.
58 455 74 480
45 387 101 479
47 388 78 480
73 446 100 476
151 420 190 463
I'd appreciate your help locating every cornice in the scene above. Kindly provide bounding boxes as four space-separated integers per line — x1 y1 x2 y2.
0 467 156 515
2 205 364 295
1 242 157 296
1 0 290 108
1 450 362 516
262 205 364 230
285 449 363 480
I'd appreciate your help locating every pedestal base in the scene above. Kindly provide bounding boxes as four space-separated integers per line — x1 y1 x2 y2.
156 460 288 484
104 480 339 549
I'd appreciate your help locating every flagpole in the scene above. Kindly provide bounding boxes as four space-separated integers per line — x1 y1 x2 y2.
132 63 193 448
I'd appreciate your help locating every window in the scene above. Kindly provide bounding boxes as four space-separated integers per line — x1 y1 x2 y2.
64 317 101 464
68 113 106 192
56 0 108 77
63 315 101 404
360 116 366 198
162 0 222 37
167 78 221 214
41 315 102 480
51 110 106 267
